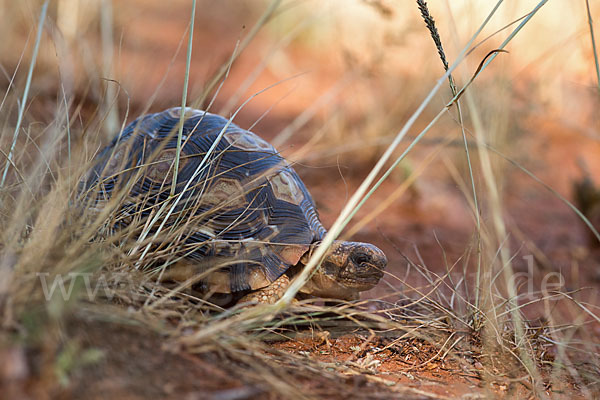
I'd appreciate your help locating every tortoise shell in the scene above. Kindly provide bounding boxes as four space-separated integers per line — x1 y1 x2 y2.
84 107 327 293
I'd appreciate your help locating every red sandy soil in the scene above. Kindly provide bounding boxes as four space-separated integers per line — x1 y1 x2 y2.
2 315 587 399
1 319 460 400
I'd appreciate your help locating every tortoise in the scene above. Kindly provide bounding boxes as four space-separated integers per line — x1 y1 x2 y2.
84 107 386 305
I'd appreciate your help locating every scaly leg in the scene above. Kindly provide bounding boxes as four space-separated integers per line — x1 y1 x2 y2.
239 274 290 305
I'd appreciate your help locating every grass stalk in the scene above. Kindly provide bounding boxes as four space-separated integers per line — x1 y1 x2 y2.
61 86 72 191
585 0 600 92
419 0 483 321
461 1 553 391
171 0 197 196
101 0 119 139
278 1 508 307
0 0 49 189
0 31 30 114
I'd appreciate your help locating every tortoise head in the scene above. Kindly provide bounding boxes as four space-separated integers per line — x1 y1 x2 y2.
299 241 387 300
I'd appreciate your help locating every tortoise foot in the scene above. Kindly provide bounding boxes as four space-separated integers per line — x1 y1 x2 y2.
239 274 290 305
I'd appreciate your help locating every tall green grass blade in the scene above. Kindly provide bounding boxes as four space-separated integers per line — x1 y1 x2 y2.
0 1 49 189
171 0 197 196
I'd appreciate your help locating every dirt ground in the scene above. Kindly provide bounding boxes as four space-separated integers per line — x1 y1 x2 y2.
1 1 600 399
5 317 478 400
2 312 588 399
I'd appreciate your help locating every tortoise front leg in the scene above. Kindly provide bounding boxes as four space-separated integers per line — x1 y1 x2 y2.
239 274 290 305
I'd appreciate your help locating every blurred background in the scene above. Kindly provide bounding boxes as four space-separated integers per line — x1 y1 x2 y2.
1 0 600 305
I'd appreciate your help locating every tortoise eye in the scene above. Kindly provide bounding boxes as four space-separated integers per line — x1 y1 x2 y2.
351 253 371 267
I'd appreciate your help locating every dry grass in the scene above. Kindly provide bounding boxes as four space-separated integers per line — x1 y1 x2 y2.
0 0 599 398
